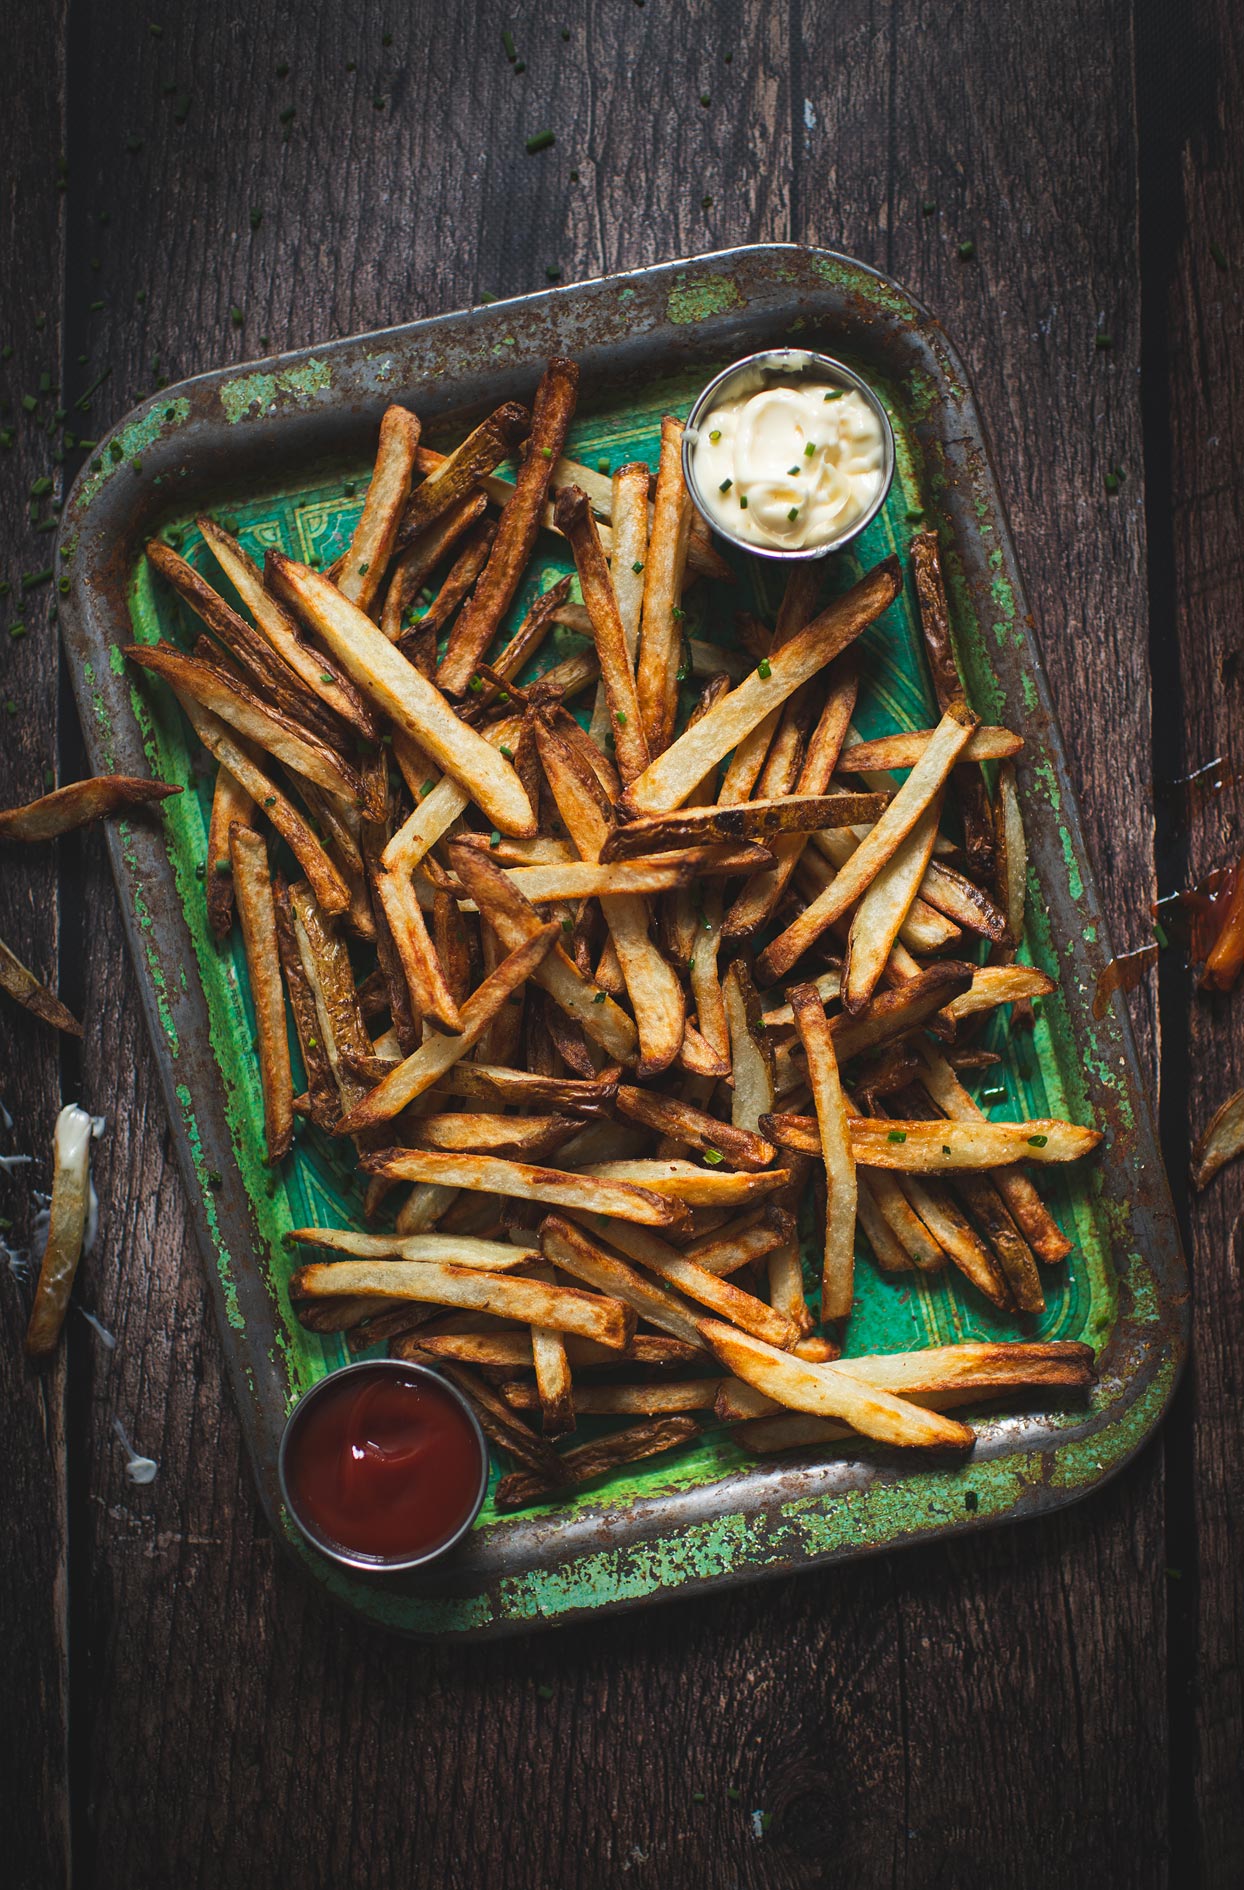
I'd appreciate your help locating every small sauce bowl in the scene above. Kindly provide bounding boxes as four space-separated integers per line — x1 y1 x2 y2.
681 347 895 562
278 1358 489 1573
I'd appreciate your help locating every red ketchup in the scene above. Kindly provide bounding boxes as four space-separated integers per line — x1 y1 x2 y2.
284 1366 484 1563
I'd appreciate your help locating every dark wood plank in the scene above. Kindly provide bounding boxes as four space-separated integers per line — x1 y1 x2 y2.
0 6 72 1888
1140 0 1244 1882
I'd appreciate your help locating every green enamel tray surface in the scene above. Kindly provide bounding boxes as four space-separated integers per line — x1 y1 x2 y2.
60 248 1186 1638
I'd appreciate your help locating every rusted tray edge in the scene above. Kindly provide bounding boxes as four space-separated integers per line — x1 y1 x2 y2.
56 244 1188 1639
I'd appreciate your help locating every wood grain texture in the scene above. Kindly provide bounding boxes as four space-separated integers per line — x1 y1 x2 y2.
0 6 71 1889
2 0 1240 1884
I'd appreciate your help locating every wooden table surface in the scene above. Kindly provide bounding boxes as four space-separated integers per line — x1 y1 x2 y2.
2 3 1240 1885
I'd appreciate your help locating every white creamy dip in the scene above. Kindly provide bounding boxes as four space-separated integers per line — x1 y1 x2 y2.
691 377 885 550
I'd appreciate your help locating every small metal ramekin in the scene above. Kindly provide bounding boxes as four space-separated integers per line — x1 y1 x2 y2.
277 1358 489 1573
681 347 895 562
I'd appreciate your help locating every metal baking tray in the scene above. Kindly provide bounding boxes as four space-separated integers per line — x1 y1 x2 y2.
57 245 1187 1639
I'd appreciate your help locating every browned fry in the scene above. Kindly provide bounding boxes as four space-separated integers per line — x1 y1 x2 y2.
945 965 1055 1022
831 960 975 1062
228 827 293 1161
838 726 1023 772
623 559 900 819
413 1112 579 1159
789 983 855 1322
0 774 180 843
540 1216 707 1346
991 760 1028 1007
437 361 579 694
759 1111 1100 1170
415 1358 567 1482
525 1261 576 1435
684 1217 786 1276
449 840 639 1064
576 1213 799 1350
335 922 559 1131
291 1256 636 1347
951 1171 1045 1312
767 1236 816 1336
601 792 889 863
493 1416 700 1511
176 693 350 915
412 1331 700 1369
206 766 254 937
272 875 339 1128
197 517 380 736
843 798 942 1012
397 520 496 653
1191 1087 1244 1190
757 699 979 983
635 416 693 753
126 643 370 811
287 881 372 1120
698 1320 976 1449
0 933 82 1036
380 492 490 641
614 1085 776 1172
294 1293 409 1334
363 1147 690 1230
269 554 538 838
581 1159 789 1210
463 576 572 718
24 1106 100 1358
372 866 462 1031
396 402 530 548
719 566 821 804
552 484 651 782
339 404 421 614
432 887 473 1009
504 855 694 902
918 860 1008 941
895 1172 1011 1307
502 1379 719 1416
911 529 996 880
855 1176 914 1273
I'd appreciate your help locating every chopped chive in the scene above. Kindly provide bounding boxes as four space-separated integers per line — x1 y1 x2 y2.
9 622 26 638
1095 332 1112 350
357 560 369 574
632 559 644 572
788 465 801 476
1153 917 1169 949
757 658 771 680
525 129 555 154
264 795 276 807
709 428 722 443
957 240 976 260
57 577 69 595
597 457 609 474
823 388 843 401
21 395 38 415
671 606 684 621
540 444 552 458
592 990 606 1003
942 1145 951 1156
490 830 501 848
718 478 732 493
499 744 514 760
561 28 570 40
1027 1134 1049 1148
250 207 263 230
30 476 53 498
701 194 713 209
420 779 435 796
214 860 232 877
921 199 937 215
699 91 710 106
502 28 517 59
561 916 573 932
739 495 748 508
887 1128 907 1143
1104 471 1120 494
21 568 52 590
535 1681 553 1700
468 675 484 693
804 440 815 456
230 306 244 327
614 710 627 726
906 506 925 522
545 267 561 282
496 690 509 704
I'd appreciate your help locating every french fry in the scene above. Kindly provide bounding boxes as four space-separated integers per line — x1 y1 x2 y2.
503 1380 719 1416
334 922 559 1131
718 965 771 1141
449 840 639 1063
855 1176 916 1273
362 1147 689 1230
290 1256 635 1347
944 965 1056 1022
338 404 421 613
1191 1087 1244 1189
913 861 1008 942
525 1261 576 1435
831 961 975 1061
601 793 888 862
371 864 463 1032
622 559 901 817
684 1217 786 1276
842 798 942 1012
380 491 490 641
614 1085 775 1172
396 401 530 547
228 827 293 1161
202 766 253 936
951 1172 1045 1312
176 692 350 916
493 1416 701 1511
436 1062 620 1115
552 484 650 782
635 416 693 752
287 1228 537 1267
0 934 82 1036
127 643 369 810
197 517 380 735
437 362 578 694
416 1331 700 1369
571 1212 798 1349
757 699 979 983
582 1159 789 1208
463 575 572 717
24 1105 103 1358
540 1215 707 1347
831 1340 1095 1392
413 1112 578 1160
838 726 1023 772
994 757 1028 950
398 520 496 650
0 775 180 842
763 1112 1099 1170
287 881 373 1124
718 564 821 804
912 529 996 880
789 983 855 1322
697 1320 975 1449
894 1172 1010 1307
268 554 537 837
504 856 695 902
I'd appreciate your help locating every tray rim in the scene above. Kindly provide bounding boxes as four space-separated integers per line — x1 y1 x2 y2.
55 241 1188 1640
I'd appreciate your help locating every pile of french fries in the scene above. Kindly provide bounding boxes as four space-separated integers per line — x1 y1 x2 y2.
125 359 1101 1508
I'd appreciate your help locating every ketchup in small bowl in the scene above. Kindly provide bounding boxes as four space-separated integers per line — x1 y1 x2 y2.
278 1361 488 1571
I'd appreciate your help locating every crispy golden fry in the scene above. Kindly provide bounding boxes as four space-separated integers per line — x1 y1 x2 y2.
601 792 889 863
411 1331 701 1369
290 1256 635 1347
614 1084 776 1171
915 861 1008 942
952 1171 1044 1312
205 766 254 937
372 865 463 1032
437 362 578 694
684 1216 786 1276
24 1105 102 1358
380 491 491 641
449 840 638 1063
789 983 856 1322
176 693 350 916
895 1172 1010 1305
0 934 82 1036
762 1112 1100 1170
228 828 293 1161
757 699 978 983
994 758 1027 948
577 1213 798 1349
463 575 572 718
622 559 901 817
581 1159 789 1208
127 643 369 810
635 416 693 753
838 726 1023 772
855 1175 917 1273
362 1147 689 1229
944 965 1055 1021
718 565 821 804
286 881 373 1124
287 1228 537 1267
397 402 530 547
540 1215 706 1347
552 483 651 781
503 1380 719 1416
843 799 942 1012
434 1061 620 1116
857 1156 944 1271
504 856 695 902
0 775 180 842
697 1320 975 1449
197 517 379 735
339 404 421 613
398 521 496 654
269 554 537 837
493 1416 700 1511
334 922 558 1131
607 461 649 660
413 1112 578 1159
1192 1087 1244 1189
831 961 975 1061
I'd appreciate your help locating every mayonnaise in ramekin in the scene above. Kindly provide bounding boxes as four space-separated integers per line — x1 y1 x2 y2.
691 373 886 552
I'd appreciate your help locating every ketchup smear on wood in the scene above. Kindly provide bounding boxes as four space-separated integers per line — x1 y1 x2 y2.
284 1367 484 1562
